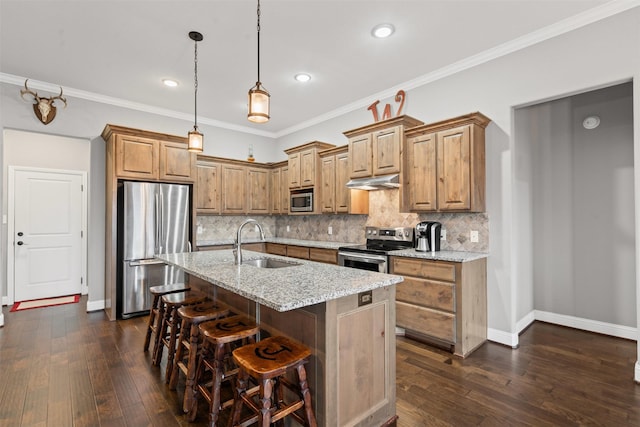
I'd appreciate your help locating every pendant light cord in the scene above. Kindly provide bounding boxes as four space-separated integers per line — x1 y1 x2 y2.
256 0 261 83
194 37 199 128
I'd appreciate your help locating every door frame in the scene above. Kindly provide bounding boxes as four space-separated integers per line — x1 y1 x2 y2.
6 166 88 305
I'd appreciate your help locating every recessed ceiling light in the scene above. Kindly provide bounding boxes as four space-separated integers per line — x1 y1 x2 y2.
294 73 311 83
371 23 395 38
162 79 179 87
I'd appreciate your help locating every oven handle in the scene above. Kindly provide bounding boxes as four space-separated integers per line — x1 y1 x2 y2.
338 251 387 263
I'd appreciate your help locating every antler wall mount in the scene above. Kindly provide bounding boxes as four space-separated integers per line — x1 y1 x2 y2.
20 79 67 125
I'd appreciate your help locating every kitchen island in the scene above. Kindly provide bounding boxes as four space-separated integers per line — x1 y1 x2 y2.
156 249 403 427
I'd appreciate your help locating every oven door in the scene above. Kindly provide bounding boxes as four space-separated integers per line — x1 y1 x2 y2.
338 251 387 273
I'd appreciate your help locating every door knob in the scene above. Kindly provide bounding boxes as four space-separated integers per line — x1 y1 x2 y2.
17 232 23 236
17 241 24 246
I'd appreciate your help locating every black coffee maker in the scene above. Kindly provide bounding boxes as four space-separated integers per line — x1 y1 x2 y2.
415 221 442 252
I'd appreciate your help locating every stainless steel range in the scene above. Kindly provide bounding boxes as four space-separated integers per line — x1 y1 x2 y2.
338 226 414 273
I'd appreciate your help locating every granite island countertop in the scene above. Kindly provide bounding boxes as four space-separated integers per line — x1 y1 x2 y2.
388 249 488 262
156 250 403 312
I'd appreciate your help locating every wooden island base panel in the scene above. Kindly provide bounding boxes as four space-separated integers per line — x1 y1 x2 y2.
158 250 402 427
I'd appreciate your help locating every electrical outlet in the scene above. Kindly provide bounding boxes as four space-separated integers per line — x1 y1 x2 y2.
286 225 290 232
470 230 479 243
197 224 203 235
441 229 446 241
328 226 333 235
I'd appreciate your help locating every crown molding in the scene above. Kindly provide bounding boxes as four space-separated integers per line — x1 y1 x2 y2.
0 72 277 139
274 0 640 138
3 1 638 140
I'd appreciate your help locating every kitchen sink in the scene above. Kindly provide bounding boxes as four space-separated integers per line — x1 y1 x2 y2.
242 257 301 269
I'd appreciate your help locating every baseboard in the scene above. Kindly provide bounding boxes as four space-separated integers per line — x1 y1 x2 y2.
0 313 4 327
635 361 640 383
534 310 637 340
516 311 536 334
2 296 9 306
86 299 105 312
488 328 519 348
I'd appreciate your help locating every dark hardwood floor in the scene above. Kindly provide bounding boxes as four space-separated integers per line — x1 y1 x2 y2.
1 298 639 426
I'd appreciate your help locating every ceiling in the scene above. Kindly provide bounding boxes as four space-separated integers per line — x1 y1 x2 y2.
0 0 619 137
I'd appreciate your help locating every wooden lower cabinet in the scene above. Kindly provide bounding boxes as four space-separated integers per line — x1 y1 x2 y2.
265 243 337 265
390 256 487 357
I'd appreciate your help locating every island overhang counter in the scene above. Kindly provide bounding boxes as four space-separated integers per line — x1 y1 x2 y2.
156 250 403 427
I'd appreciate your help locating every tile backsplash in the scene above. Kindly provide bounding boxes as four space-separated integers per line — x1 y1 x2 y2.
197 189 489 252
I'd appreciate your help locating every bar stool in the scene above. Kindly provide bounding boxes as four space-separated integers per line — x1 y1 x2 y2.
168 300 232 411
143 283 191 353
189 314 260 425
152 290 209 380
229 335 317 427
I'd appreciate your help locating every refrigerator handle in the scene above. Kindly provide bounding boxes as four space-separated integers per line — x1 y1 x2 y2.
159 190 165 253
187 241 192 252
154 193 160 254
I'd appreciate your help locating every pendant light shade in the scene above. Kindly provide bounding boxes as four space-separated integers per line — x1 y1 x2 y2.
188 31 204 152
248 0 270 123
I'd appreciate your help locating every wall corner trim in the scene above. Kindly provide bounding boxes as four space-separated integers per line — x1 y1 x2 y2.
86 299 105 312
488 328 519 348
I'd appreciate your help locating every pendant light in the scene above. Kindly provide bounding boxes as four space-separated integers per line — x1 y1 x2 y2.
187 31 204 152
248 0 270 123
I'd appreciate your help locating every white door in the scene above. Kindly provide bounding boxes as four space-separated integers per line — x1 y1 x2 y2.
12 169 83 301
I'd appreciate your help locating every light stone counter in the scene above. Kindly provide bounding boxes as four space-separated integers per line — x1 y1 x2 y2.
389 249 488 262
156 249 402 312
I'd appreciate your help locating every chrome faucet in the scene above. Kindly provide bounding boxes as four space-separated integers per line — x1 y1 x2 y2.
234 219 266 265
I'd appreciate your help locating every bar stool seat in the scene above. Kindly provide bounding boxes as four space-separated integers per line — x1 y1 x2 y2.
229 335 317 427
190 314 260 425
168 300 232 412
144 283 190 353
152 290 208 380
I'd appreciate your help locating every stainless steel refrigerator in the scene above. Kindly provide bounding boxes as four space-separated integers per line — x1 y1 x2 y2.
120 181 190 318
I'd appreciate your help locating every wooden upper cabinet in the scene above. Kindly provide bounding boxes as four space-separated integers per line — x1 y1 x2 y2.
270 167 281 214
402 112 490 213
344 116 423 179
115 135 159 179
196 159 222 214
221 163 247 214
320 146 369 215
285 141 335 190
347 134 372 178
104 125 195 182
372 126 402 176
159 141 196 182
280 166 289 214
320 155 335 213
247 167 270 214
405 132 437 211
288 151 301 188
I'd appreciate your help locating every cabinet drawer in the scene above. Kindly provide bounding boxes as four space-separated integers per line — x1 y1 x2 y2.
396 276 455 312
391 257 455 282
265 243 287 256
309 247 337 264
396 301 455 344
242 243 264 253
287 245 310 259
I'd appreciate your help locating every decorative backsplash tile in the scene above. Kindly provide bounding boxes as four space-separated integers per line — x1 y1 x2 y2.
196 189 489 252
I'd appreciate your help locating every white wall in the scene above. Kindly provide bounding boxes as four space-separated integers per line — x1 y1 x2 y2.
276 8 640 344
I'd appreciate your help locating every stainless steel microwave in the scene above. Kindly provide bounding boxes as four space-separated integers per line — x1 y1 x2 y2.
290 190 313 212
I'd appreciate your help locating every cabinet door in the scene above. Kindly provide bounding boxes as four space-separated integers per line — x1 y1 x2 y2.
247 167 270 214
320 155 335 213
437 125 471 210
288 152 300 188
406 132 437 211
349 134 372 178
335 152 350 213
196 161 222 214
221 164 247 214
270 168 281 214
159 141 195 182
280 166 289 213
372 126 401 176
115 135 159 179
300 149 316 187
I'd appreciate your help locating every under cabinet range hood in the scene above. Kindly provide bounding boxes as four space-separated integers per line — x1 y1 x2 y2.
345 174 400 190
